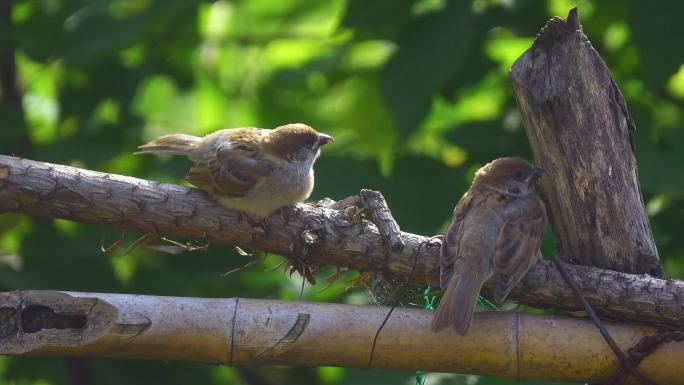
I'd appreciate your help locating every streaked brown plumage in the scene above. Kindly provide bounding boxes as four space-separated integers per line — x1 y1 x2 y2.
135 123 334 217
431 157 546 335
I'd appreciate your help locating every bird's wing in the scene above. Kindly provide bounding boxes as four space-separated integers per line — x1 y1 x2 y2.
492 195 546 303
439 190 477 290
186 138 273 197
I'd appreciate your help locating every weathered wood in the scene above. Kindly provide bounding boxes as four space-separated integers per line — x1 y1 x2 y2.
1 155 683 329
360 189 405 253
510 8 661 276
360 189 405 293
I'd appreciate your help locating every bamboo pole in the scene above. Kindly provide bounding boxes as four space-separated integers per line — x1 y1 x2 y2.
1 290 682 384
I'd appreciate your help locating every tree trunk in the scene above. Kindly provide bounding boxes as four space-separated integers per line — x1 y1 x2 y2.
510 8 661 276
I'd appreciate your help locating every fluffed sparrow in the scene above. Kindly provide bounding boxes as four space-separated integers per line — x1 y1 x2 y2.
432 157 546 335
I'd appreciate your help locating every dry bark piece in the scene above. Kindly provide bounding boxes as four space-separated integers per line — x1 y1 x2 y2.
360 189 405 253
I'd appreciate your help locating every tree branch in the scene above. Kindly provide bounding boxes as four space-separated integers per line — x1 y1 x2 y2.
1 155 683 329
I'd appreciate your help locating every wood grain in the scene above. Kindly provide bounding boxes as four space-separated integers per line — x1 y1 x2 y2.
510 8 661 276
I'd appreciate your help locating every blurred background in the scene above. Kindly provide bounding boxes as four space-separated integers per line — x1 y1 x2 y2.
1 0 683 384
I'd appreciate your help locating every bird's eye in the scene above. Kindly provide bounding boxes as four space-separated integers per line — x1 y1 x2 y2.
514 171 524 180
509 187 521 194
304 137 315 146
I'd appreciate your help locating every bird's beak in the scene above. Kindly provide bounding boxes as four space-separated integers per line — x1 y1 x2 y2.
317 133 334 147
526 167 546 184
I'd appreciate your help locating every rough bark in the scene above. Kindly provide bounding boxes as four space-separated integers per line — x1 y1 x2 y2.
2 290 684 384
1 155 683 329
510 8 661 276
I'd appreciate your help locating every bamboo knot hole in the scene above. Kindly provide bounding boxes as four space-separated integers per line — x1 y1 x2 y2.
20 305 86 333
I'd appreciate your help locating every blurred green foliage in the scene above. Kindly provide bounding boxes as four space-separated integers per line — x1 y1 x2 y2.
1 0 683 384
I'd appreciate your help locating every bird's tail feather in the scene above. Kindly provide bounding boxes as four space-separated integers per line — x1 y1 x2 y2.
430 271 484 335
135 134 201 157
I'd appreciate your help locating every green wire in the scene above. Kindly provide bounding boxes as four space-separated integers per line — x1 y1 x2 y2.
415 370 426 385
423 285 437 310
477 294 499 310
415 286 436 385
413 288 497 385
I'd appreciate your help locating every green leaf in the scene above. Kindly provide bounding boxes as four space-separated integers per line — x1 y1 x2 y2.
340 0 416 39
629 0 684 89
380 1 485 139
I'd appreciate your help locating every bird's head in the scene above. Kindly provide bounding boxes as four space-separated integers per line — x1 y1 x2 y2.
473 157 545 196
264 123 334 165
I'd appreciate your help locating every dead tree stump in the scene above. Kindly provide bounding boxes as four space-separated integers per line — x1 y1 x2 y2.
510 8 661 276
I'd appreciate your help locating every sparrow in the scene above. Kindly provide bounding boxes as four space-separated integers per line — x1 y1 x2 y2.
431 157 546 335
135 123 334 218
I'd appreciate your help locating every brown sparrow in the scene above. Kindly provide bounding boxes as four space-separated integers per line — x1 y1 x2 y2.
431 157 546 335
135 123 334 217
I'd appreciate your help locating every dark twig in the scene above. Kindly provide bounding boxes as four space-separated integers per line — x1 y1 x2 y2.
363 189 412 368
367 239 427 368
100 228 125 255
606 330 684 385
552 257 654 385
123 232 157 256
220 258 265 277
309 266 345 296
366 237 440 368
264 258 287 272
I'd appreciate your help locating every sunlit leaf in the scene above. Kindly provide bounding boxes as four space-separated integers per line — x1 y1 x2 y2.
667 64 684 99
